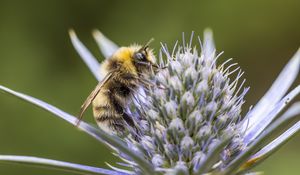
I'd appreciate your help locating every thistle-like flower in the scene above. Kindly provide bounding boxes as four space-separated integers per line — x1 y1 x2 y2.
0 29 299 175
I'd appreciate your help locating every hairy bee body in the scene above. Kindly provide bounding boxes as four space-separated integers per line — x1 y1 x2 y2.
93 56 139 134
78 45 156 135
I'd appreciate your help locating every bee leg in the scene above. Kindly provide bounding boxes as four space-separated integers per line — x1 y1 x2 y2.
122 112 135 127
109 118 126 136
122 112 141 139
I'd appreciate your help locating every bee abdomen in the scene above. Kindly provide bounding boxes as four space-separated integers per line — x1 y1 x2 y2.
92 75 138 135
96 117 126 134
93 104 133 134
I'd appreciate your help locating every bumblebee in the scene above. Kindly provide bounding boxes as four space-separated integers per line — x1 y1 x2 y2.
77 39 158 135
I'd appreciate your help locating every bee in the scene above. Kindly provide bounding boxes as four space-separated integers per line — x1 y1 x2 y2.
76 39 158 135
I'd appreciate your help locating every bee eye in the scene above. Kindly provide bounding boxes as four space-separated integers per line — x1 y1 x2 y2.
135 52 147 61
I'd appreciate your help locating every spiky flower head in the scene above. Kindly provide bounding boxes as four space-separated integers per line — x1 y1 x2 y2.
97 30 300 175
116 31 249 174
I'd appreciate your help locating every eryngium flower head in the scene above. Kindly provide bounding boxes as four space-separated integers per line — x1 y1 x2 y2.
119 31 249 174
104 30 300 175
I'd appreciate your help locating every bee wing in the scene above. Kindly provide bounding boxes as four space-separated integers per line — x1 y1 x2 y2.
76 70 116 126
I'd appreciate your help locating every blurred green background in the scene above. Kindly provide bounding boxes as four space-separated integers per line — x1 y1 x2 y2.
0 0 299 174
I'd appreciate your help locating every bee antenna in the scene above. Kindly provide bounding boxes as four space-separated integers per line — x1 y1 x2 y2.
140 38 154 51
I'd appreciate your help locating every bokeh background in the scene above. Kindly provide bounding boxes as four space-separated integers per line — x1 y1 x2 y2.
0 0 299 174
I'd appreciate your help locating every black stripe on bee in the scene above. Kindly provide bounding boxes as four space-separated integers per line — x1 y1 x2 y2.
119 72 137 81
113 84 131 97
94 105 109 111
96 115 112 122
109 95 124 114
110 119 125 132
96 117 126 133
96 111 134 129
109 78 138 99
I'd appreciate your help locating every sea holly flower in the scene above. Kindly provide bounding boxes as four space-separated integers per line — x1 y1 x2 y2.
0 29 299 175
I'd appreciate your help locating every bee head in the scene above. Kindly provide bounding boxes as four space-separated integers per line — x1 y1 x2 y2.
132 38 159 70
